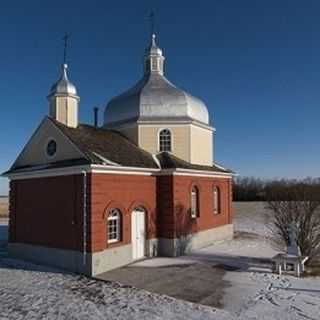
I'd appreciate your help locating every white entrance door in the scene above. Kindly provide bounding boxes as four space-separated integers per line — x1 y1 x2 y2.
132 208 146 260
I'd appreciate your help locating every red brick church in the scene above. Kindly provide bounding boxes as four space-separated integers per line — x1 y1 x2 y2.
3 33 234 275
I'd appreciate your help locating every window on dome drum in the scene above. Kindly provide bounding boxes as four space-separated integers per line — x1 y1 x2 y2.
191 186 199 218
159 129 172 152
213 186 221 215
107 209 122 244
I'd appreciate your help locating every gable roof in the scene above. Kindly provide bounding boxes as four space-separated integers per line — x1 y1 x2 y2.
49 118 158 169
4 117 234 176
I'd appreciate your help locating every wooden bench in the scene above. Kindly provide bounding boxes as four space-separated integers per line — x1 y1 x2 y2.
272 253 309 277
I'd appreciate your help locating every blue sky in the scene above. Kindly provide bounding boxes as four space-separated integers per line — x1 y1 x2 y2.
1 0 320 194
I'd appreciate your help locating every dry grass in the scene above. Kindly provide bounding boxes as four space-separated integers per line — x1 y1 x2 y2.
0 198 8 218
304 263 320 277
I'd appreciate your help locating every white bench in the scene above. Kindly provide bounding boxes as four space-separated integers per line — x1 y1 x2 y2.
272 253 309 277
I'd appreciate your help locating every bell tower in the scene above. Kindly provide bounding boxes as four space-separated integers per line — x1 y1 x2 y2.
47 35 80 128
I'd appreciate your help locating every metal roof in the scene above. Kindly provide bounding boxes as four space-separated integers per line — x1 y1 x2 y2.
104 34 209 126
48 64 78 97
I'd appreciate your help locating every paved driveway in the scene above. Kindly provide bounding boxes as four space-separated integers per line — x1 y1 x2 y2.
95 231 277 309
96 257 231 308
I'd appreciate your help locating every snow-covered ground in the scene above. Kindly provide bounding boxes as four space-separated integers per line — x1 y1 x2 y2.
195 202 320 319
0 202 319 319
198 236 320 319
0 258 232 320
132 202 320 319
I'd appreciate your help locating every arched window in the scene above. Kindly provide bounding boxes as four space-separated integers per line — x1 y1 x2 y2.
213 187 221 215
191 186 199 218
159 129 172 152
107 208 122 243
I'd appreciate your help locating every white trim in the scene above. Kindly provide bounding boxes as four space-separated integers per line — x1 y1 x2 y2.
172 172 232 179
152 154 161 169
107 208 121 244
138 120 216 132
107 238 119 244
175 168 233 176
138 124 141 147
91 164 159 173
189 124 192 162
190 122 216 132
212 162 228 171
4 163 234 180
5 165 91 180
90 165 233 178
91 169 153 176
91 152 121 166
82 171 87 266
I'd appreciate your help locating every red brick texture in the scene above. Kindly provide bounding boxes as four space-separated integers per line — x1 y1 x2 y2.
88 173 157 253
9 175 84 251
9 172 232 254
171 176 232 239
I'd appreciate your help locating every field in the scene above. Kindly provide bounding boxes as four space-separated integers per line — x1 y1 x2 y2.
0 197 8 218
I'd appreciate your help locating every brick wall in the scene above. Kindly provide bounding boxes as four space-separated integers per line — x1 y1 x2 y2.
156 175 174 238
9 175 84 251
89 173 157 253
9 172 232 254
171 176 232 238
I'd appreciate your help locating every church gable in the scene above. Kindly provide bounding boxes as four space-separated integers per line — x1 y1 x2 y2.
12 117 85 170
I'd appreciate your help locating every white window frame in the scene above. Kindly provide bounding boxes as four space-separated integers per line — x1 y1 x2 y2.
191 186 199 218
107 208 121 244
158 128 173 152
213 186 221 215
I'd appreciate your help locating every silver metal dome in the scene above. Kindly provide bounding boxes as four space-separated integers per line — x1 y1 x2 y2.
49 64 77 96
104 35 209 126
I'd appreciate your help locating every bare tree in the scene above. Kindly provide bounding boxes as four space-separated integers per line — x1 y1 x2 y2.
266 181 320 262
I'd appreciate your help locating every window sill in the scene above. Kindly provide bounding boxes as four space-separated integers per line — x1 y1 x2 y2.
108 239 119 244
106 240 125 249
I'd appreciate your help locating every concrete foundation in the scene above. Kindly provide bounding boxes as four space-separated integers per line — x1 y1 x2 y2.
159 224 234 257
8 238 161 276
8 225 233 275
8 243 92 275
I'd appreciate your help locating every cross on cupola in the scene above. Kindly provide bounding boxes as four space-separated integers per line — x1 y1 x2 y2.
48 34 80 128
63 33 70 65
144 11 165 76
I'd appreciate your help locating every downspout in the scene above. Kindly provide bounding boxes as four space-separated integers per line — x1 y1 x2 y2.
82 171 87 269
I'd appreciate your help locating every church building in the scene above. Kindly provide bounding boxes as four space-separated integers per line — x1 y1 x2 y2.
3 33 234 276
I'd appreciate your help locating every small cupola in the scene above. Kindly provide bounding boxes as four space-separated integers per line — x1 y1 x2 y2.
144 34 165 75
48 63 80 128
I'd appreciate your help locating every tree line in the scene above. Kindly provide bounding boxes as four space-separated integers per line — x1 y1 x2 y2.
233 177 320 201
234 177 320 262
